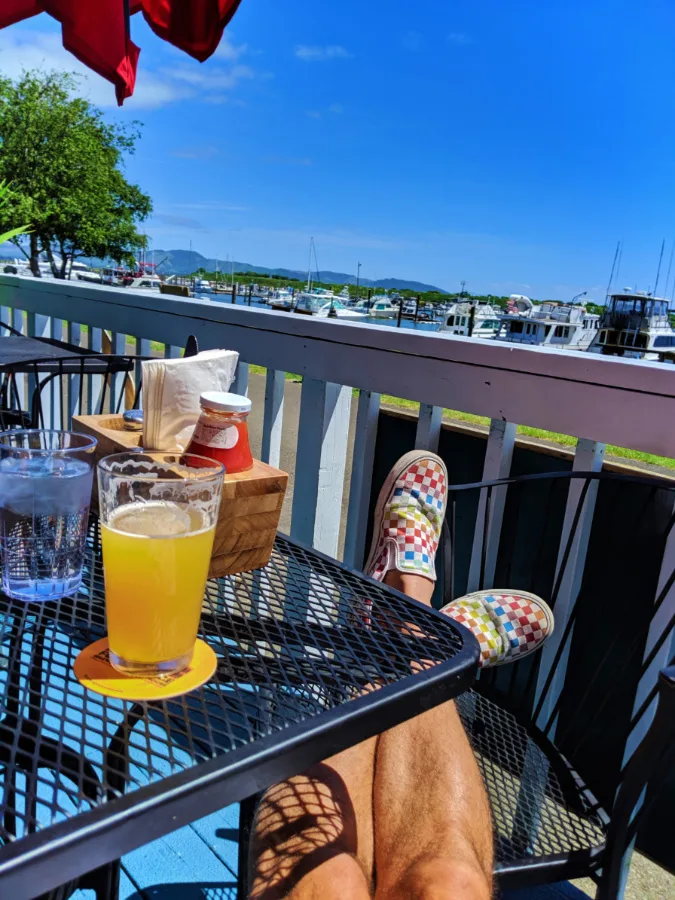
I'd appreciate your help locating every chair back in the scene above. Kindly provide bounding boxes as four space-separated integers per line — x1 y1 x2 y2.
444 470 675 859
0 355 146 432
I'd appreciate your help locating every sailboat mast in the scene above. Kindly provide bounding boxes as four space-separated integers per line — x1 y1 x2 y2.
653 239 666 296
307 238 313 292
605 240 621 301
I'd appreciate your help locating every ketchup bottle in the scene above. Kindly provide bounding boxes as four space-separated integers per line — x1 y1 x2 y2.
187 392 254 474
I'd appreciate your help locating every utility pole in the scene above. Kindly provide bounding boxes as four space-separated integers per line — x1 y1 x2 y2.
460 280 467 299
356 262 362 300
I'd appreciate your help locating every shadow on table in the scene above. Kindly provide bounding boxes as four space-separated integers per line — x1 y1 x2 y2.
127 884 237 900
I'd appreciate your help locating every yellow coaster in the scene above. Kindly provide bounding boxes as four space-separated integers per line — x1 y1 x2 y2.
74 638 217 701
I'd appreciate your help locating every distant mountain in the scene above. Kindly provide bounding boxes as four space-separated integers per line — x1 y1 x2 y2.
148 249 447 293
0 243 447 292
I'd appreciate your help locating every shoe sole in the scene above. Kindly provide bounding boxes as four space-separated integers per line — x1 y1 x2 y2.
363 449 449 577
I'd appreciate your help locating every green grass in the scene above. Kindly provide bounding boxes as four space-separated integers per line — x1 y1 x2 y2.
379 394 675 470
244 369 675 469
249 364 301 381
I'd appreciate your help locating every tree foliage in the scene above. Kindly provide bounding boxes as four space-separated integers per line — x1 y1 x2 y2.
0 180 31 244
0 70 152 277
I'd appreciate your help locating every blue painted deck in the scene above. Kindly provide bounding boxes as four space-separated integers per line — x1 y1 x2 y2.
67 802 588 900
72 803 240 899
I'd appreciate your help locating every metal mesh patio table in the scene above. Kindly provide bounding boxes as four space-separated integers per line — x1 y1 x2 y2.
0 521 478 899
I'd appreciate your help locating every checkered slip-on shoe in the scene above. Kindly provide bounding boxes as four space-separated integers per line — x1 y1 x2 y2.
364 450 448 583
441 590 554 668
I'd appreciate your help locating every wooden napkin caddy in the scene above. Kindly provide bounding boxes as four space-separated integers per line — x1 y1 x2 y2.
72 414 288 578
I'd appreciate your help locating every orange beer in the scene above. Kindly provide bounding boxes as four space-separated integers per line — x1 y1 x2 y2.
98 452 224 677
101 502 215 669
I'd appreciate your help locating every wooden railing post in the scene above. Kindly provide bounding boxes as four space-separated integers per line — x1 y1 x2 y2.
535 438 606 730
261 369 285 468
291 379 351 557
344 390 380 569
415 403 442 452
467 419 516 592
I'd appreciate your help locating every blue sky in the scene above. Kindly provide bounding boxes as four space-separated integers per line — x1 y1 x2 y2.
3 0 675 298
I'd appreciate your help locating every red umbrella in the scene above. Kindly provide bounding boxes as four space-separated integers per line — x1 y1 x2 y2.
0 0 243 104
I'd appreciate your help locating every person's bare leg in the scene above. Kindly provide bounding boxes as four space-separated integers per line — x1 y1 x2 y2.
384 570 434 606
249 736 377 899
379 569 493 899
373 700 492 899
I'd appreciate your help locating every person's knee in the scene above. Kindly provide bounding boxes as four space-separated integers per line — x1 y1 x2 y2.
386 856 492 900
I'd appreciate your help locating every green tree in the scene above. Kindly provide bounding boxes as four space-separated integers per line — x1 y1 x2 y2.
0 180 30 244
0 70 152 278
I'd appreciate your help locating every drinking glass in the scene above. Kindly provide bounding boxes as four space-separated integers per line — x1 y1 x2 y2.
98 452 224 677
0 430 97 601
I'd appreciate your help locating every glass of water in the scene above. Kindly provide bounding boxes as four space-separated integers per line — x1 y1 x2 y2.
0 430 97 601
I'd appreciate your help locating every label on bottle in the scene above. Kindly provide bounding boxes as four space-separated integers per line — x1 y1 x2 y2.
191 420 239 450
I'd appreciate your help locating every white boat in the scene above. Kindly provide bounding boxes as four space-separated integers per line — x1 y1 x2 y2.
270 288 294 311
495 299 599 351
294 238 365 318
71 262 102 284
589 290 675 360
126 274 162 292
294 290 366 319
194 278 212 294
5 257 55 278
355 296 398 319
440 301 501 339
101 266 126 286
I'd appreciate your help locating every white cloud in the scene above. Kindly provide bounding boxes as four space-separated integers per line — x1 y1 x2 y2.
305 110 322 119
0 29 260 110
152 213 209 232
0 30 190 109
162 63 255 90
328 103 344 115
211 35 248 62
294 45 353 62
447 32 471 45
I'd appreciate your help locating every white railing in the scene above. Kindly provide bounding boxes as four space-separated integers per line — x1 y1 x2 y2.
3 273 675 572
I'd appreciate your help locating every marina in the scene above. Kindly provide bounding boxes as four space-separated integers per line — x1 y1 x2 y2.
6 256 675 362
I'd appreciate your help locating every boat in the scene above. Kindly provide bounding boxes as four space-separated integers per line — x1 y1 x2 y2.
69 261 102 283
126 274 162 291
270 288 294 311
101 266 126 286
294 289 366 319
194 278 212 294
292 238 365 318
355 296 398 319
589 290 675 360
440 301 501 339
400 300 418 319
495 298 600 350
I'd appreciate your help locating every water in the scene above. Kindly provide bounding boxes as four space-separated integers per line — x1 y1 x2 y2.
205 292 443 335
0 456 93 601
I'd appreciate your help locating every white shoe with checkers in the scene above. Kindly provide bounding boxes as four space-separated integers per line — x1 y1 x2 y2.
364 450 448 584
364 452 554 668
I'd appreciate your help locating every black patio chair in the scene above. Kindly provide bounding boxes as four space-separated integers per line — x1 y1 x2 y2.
442 470 675 897
0 327 201 432
0 354 147 432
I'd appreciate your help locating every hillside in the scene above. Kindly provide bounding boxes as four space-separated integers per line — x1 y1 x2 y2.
150 249 446 293
0 243 448 292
